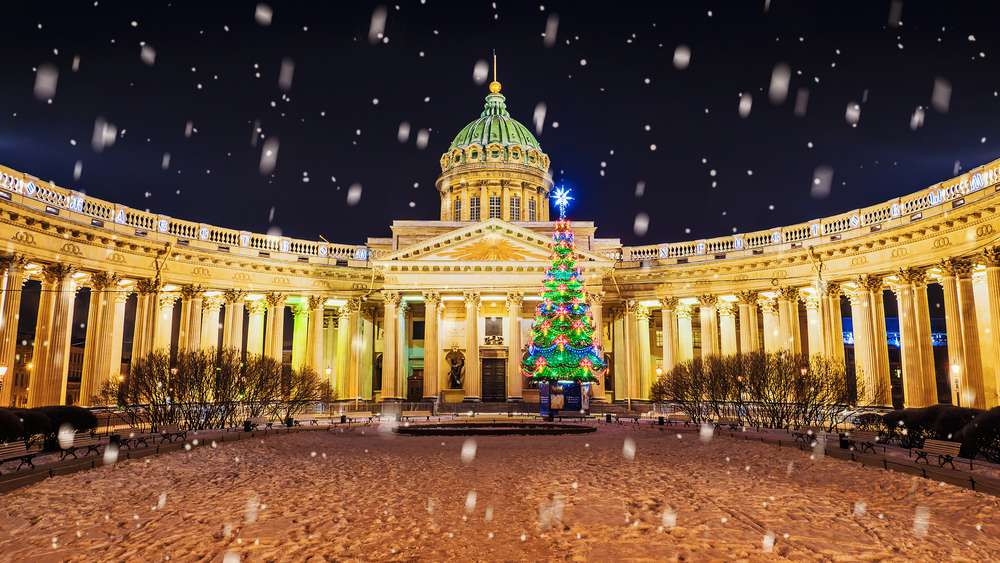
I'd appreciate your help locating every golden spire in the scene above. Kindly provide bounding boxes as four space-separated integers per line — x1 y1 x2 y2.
489 50 502 94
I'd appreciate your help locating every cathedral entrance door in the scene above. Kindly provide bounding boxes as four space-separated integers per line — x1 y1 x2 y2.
481 358 506 402
407 370 424 402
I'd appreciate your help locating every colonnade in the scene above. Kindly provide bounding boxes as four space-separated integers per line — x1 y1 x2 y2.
611 252 1000 410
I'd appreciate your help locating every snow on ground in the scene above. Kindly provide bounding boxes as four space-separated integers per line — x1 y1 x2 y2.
1 423 999 562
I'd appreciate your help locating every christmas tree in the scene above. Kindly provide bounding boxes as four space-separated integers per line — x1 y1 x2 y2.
521 188 608 382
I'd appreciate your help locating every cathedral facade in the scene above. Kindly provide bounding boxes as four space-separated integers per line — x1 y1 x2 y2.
2 79 1000 410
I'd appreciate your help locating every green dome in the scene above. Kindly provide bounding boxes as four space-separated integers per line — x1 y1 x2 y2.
448 92 542 152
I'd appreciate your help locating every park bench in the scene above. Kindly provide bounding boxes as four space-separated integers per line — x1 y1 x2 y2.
913 439 963 469
157 424 188 443
791 425 825 443
615 413 640 424
291 414 319 426
120 428 155 449
345 411 375 425
666 413 692 427
714 417 742 431
0 441 37 473
845 430 881 454
246 417 271 431
402 410 432 421
60 435 107 460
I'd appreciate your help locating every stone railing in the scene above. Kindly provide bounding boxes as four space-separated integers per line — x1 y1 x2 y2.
0 164 370 267
615 156 1000 263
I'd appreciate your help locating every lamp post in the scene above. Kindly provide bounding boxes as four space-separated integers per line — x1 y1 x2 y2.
951 364 961 407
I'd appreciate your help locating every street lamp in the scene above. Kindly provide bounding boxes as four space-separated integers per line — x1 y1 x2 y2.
951 364 961 407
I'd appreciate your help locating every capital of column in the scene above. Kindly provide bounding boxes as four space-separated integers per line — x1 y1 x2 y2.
135 278 159 295
939 257 974 279
223 289 248 304
463 291 481 306
757 297 778 314
246 300 267 315
980 246 1000 268
588 290 606 307
422 291 442 307
158 291 181 309
717 300 736 318
382 290 402 308
853 274 884 294
308 295 327 310
180 284 205 300
0 253 29 273
291 302 310 318
400 301 412 318
675 302 692 319
506 291 524 310
606 306 625 322
697 294 717 308
203 295 225 312
115 289 133 304
895 267 926 287
635 303 650 322
42 263 77 283
844 285 868 306
734 290 759 305
776 286 800 302
265 292 288 308
90 272 123 291
801 292 821 311
658 296 678 310
324 310 339 328
824 281 843 298
360 306 376 322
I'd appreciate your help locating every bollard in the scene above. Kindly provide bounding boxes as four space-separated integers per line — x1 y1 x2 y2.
606 413 613 424
658 416 665 426
340 414 347 424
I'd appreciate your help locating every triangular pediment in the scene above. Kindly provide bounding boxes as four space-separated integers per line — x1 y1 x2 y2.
374 219 611 264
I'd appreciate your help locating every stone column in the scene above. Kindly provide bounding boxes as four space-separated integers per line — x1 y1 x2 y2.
938 260 969 406
346 299 365 400
360 306 376 400
635 303 651 400
982 247 1000 407
659 297 678 370
154 291 180 352
869 281 891 398
777 287 800 353
735 291 759 354
179 285 205 352
291 302 310 370
909 275 938 405
380 291 401 400
623 301 637 402
676 303 694 362
264 292 287 361
306 296 326 374
422 293 441 402
942 258 988 408
697 295 718 357
891 275 922 407
898 268 934 406
718 300 738 356
760 297 779 353
245 300 267 356
463 291 481 402
200 295 224 351
826 283 846 363
506 291 524 402
109 290 130 385
398 302 411 399
336 304 353 399
222 290 247 354
0 255 27 407
132 278 159 361
80 273 121 406
589 290 607 401
28 263 76 407
848 275 889 406
802 292 823 358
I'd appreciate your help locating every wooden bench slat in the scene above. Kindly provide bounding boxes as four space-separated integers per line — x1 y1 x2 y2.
914 439 962 469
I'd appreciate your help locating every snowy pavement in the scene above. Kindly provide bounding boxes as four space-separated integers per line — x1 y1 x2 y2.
1 423 999 562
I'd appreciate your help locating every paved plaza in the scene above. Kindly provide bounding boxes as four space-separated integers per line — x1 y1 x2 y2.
1 424 1000 562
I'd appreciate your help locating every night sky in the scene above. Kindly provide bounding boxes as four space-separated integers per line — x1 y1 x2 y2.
2 1 998 250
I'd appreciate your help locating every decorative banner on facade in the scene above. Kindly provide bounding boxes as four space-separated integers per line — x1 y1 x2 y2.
539 381 590 416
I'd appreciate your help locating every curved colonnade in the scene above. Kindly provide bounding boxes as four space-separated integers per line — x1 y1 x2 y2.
1 156 1000 409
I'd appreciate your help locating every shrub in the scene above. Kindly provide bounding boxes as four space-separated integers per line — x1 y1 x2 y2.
960 406 1000 463
32 406 98 433
9 409 52 446
854 412 883 431
0 409 24 442
932 406 983 441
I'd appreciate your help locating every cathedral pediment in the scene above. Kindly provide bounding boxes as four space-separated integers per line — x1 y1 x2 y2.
374 219 611 265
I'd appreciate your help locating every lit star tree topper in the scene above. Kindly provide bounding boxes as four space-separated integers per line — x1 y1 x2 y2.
521 190 608 382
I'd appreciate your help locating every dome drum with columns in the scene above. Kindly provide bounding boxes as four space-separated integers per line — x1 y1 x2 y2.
2 73 1000 411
